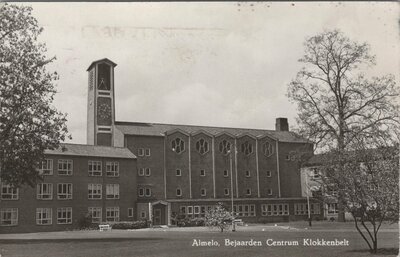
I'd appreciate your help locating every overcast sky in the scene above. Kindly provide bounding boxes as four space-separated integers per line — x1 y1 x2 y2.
24 2 399 144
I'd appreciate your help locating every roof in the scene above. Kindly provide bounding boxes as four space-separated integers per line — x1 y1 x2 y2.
44 143 136 159
87 58 117 71
114 121 310 143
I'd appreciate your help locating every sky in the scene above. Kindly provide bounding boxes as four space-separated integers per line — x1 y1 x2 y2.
20 2 400 144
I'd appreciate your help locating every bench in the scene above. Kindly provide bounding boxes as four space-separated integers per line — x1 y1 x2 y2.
99 224 111 231
234 219 244 226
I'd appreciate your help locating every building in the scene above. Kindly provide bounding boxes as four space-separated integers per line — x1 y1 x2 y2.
0 58 322 233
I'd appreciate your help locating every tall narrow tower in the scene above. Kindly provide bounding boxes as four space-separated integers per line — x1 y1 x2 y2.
86 58 117 146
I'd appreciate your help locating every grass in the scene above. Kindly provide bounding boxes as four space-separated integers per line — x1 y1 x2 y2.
0 222 398 257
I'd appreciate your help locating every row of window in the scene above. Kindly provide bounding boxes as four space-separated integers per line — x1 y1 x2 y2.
294 203 321 215
0 183 120 200
39 160 120 177
138 168 274 178
174 188 272 197
0 207 129 226
172 169 273 178
170 137 275 157
261 204 289 216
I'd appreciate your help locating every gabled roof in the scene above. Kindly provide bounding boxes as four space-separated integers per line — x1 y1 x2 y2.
87 58 117 71
114 121 310 143
45 143 136 159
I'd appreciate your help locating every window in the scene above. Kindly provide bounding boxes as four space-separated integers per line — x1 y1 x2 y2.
145 148 151 156
88 184 102 199
171 138 185 154
145 188 151 197
224 188 229 196
57 183 72 200
200 169 206 176
140 211 146 218
88 207 102 223
223 170 229 177
310 203 320 214
262 142 274 156
145 168 151 176
187 206 193 214
262 204 289 216
180 206 186 214
0 208 18 226
39 159 53 175
234 204 256 217
106 162 119 177
138 188 144 197
57 207 72 224
37 183 53 200
285 154 290 160
196 138 209 155
201 188 206 196
88 161 102 176
218 139 231 155
138 168 145 176
266 171 272 177
176 169 182 176
327 203 338 214
106 207 120 222
245 170 251 177
138 148 144 156
36 208 52 225
194 206 200 215
240 141 253 155
176 188 182 196
246 188 251 195
128 208 134 218
267 188 273 195
58 159 73 175
106 184 119 199
1 183 18 200
295 203 308 215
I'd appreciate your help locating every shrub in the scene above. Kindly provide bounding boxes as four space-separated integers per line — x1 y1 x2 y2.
111 220 149 230
77 213 93 229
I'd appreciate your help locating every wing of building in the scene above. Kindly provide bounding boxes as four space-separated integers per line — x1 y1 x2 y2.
0 59 322 233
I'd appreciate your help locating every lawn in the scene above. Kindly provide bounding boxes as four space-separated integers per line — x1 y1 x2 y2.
0 222 398 257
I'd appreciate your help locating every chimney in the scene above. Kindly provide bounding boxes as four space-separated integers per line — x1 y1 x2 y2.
275 118 289 131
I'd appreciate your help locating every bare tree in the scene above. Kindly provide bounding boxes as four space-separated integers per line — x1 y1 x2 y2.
287 30 400 221
0 4 70 187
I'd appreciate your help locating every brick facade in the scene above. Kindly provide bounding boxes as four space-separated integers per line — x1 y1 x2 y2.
0 59 322 233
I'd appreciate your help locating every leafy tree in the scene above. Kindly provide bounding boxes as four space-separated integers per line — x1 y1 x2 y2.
319 141 399 254
205 203 233 232
287 30 400 221
0 4 70 188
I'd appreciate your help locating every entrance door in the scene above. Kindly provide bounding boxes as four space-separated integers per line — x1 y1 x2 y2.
154 209 161 225
152 204 166 225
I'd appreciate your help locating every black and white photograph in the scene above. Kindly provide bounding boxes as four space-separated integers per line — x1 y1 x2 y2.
0 1 399 257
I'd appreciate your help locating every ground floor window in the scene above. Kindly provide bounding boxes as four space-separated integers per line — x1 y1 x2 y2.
128 208 134 218
179 205 216 218
57 207 72 224
294 203 320 215
36 208 52 225
88 207 102 223
233 204 256 217
0 208 18 226
261 204 289 216
327 203 338 214
106 207 120 222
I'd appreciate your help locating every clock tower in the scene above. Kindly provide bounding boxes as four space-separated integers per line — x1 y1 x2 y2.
86 58 117 146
